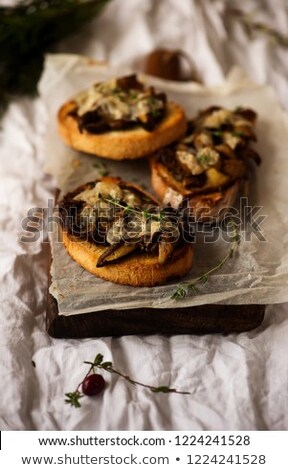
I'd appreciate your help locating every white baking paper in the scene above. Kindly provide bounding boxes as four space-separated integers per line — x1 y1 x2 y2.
38 54 288 315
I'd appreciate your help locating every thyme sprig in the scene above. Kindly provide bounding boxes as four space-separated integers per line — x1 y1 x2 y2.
103 196 167 222
65 353 190 407
172 220 240 300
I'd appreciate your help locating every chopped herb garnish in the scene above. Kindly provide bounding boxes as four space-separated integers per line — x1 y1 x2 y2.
197 153 212 166
210 130 223 137
151 108 161 118
232 131 246 137
129 91 138 100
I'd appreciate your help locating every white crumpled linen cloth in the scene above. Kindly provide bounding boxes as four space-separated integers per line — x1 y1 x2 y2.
1 0 288 430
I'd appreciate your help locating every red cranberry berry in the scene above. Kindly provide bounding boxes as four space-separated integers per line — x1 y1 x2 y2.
82 374 105 396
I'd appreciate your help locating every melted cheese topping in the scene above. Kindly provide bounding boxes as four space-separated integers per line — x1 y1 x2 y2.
74 77 164 121
203 109 232 128
176 148 204 175
202 108 254 130
106 219 124 245
176 145 220 175
222 132 241 149
74 181 123 205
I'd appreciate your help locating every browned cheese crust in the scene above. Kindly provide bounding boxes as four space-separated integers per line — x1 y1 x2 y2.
58 100 187 160
61 229 193 287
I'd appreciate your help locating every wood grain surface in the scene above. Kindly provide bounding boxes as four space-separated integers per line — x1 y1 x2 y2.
47 286 265 338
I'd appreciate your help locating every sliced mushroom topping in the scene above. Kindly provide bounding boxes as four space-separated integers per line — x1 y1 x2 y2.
74 75 166 133
97 242 138 267
232 125 256 141
237 146 261 165
193 131 213 149
135 215 161 244
214 143 236 159
176 148 204 175
158 241 174 265
235 108 257 123
181 133 195 145
106 219 124 245
203 109 232 128
95 181 123 200
149 219 162 238
122 189 142 207
97 96 131 120
160 217 180 243
60 179 186 268
234 118 253 128
75 88 104 117
155 105 259 195
222 159 246 178
79 205 96 227
74 181 123 205
74 185 100 205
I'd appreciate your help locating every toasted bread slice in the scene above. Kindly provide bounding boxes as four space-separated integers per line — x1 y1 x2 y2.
61 230 193 287
150 106 260 221
151 159 239 221
58 177 193 287
57 74 187 160
58 100 187 160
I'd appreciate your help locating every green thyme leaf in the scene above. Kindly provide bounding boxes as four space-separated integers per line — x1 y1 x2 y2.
188 284 201 295
172 219 240 300
232 131 246 137
100 362 113 369
93 353 104 366
210 130 223 137
65 391 83 408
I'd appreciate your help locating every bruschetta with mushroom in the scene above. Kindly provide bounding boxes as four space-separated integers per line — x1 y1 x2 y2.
58 177 193 287
150 106 261 221
57 74 187 160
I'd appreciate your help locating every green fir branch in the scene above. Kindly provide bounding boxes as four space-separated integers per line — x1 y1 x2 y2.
0 0 111 115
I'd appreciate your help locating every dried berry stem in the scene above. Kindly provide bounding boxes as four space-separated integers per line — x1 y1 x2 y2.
65 354 190 408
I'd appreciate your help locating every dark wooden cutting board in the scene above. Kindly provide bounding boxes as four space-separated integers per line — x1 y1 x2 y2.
46 272 265 338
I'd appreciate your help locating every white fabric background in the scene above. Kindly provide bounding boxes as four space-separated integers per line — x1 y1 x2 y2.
1 0 288 430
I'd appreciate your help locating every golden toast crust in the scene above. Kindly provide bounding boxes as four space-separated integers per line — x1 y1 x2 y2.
150 157 240 221
62 230 193 287
58 100 187 160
